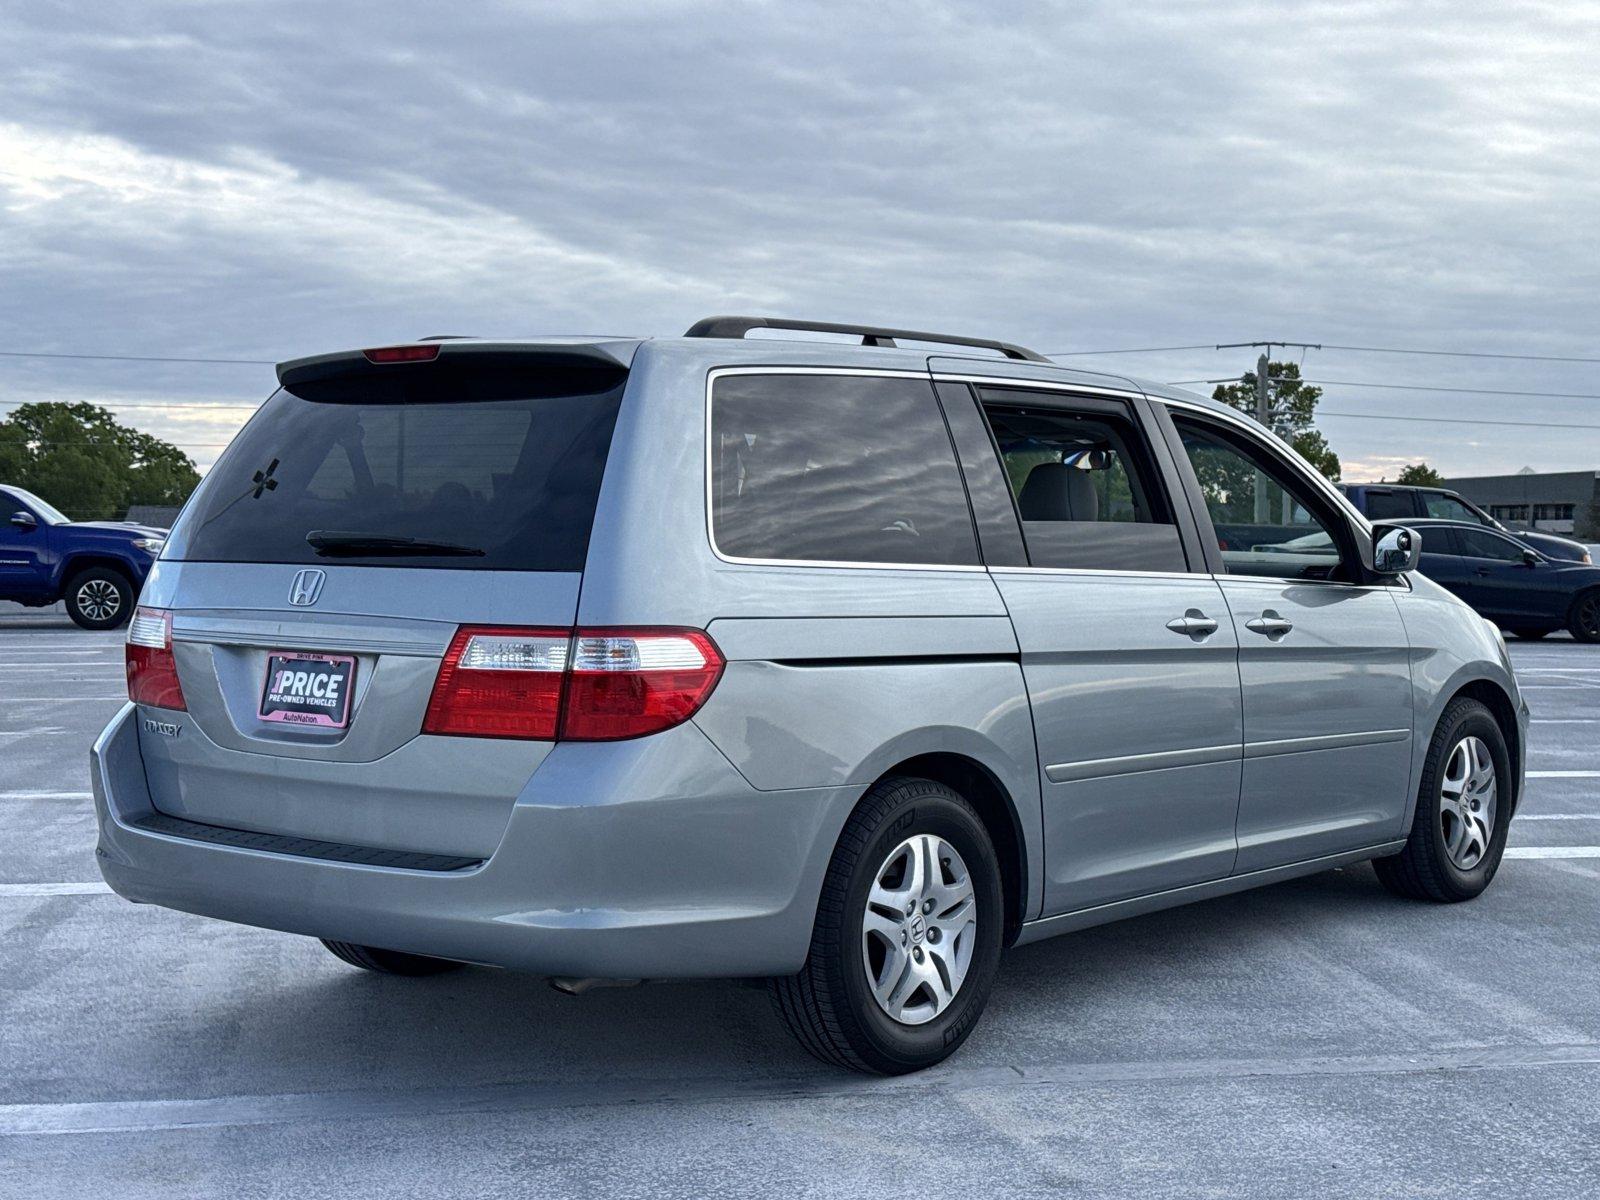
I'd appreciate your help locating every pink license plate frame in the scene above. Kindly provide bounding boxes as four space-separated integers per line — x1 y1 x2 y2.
259 652 358 729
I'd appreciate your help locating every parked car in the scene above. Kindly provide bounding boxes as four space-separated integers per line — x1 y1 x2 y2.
92 318 1528 1074
1341 482 1591 563
1406 517 1600 642
0 485 165 629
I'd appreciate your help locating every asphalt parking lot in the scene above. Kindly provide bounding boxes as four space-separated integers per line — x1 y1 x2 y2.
2 605 1597 1199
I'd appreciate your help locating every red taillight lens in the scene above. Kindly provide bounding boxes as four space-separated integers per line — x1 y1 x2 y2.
561 628 724 741
422 627 569 739
126 607 186 711
362 344 441 364
421 626 724 742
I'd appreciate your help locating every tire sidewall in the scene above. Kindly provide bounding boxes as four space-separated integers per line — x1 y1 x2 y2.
1423 705 1512 896
67 569 132 630
835 786 1003 1072
1569 589 1600 643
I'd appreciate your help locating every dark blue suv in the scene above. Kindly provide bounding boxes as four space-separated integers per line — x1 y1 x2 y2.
0 485 166 629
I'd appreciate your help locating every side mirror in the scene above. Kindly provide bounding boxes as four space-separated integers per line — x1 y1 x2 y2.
1372 524 1420 575
1522 549 1540 567
9 511 37 531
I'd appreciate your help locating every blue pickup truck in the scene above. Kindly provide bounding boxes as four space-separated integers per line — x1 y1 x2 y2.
0 485 166 629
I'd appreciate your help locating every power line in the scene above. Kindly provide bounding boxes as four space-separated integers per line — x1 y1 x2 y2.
1048 341 1600 365
1044 344 1218 357
0 350 273 365
0 398 261 411
1317 411 1600 431
1169 377 1600 401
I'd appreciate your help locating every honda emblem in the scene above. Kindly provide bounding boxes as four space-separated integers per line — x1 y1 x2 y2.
288 568 326 607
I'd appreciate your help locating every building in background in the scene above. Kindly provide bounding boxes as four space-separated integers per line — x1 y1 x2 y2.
1443 469 1600 538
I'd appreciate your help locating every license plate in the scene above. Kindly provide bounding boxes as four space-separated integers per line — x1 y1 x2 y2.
259 653 357 728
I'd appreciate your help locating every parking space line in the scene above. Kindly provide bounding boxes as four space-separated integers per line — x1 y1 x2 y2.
1528 770 1600 778
0 883 112 897
2 1042 1596 1138
0 791 93 801
1516 814 1600 821
1504 846 1600 859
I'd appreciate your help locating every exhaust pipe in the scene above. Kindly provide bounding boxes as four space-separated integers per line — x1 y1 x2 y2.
548 977 642 996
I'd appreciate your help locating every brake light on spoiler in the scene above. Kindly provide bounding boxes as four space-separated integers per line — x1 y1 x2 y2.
361 344 441 364
126 607 187 710
423 626 724 742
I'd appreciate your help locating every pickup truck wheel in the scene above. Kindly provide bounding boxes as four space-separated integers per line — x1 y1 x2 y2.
319 939 463 976
1568 590 1600 644
1373 698 1510 902
769 775 1003 1074
64 567 133 630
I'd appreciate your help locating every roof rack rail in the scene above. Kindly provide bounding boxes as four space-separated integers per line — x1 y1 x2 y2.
683 316 1048 363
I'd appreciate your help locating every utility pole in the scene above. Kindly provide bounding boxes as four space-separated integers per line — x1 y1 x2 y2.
1215 341 1323 524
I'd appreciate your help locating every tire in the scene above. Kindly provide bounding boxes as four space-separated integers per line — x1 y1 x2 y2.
1507 628 1550 641
64 567 133 630
1568 589 1600 644
319 939 463 976
769 775 1004 1074
1373 698 1511 902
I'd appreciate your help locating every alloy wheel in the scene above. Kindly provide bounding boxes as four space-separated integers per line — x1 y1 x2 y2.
1439 735 1497 871
76 578 122 623
1577 594 1600 640
861 833 977 1025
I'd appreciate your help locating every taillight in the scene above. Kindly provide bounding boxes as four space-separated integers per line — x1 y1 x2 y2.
422 627 570 740
421 626 724 742
126 607 186 711
562 628 724 741
362 344 440 364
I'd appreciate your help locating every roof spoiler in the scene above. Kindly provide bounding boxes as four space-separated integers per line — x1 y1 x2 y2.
276 340 637 389
684 316 1048 362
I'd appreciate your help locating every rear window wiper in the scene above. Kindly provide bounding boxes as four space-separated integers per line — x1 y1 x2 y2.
306 531 486 558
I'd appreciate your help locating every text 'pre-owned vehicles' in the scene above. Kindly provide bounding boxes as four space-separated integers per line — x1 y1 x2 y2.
92 319 1528 1073
1406 517 1600 642
1 485 165 629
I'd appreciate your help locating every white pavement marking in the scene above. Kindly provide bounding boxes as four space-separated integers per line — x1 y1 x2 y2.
9 695 127 701
0 882 112 897
0 729 68 738
1517 814 1600 821
1532 719 1600 724
3 1043 1597 1138
1528 771 1600 778
1505 846 1600 859
0 791 93 801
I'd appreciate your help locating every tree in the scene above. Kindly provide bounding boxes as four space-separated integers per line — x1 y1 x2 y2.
0 402 199 520
1395 462 1444 487
1212 361 1341 481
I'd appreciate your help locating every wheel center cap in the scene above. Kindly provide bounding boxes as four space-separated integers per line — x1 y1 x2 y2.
909 913 927 945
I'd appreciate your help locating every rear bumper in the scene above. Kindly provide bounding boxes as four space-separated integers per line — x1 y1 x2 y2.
92 704 857 978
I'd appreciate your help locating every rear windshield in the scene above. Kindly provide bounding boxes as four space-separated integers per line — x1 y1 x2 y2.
167 362 625 571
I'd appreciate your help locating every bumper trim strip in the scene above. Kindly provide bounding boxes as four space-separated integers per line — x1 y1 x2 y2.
129 813 482 873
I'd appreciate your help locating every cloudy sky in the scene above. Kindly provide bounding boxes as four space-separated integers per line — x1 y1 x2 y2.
2 0 1598 481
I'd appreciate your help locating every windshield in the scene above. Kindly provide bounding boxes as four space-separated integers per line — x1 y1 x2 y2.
6 487 69 525
166 361 625 572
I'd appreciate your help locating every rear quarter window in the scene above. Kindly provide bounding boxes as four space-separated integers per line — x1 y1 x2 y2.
709 372 979 567
167 362 624 571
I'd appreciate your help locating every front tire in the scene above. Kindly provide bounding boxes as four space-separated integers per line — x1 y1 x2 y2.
1373 698 1511 902
320 939 463 976
1568 590 1600 644
64 567 133 630
769 775 1004 1074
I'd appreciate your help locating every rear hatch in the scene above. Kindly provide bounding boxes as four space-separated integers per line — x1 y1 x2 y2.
135 341 633 860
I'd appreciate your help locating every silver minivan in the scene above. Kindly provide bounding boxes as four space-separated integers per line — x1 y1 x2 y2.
93 317 1527 1073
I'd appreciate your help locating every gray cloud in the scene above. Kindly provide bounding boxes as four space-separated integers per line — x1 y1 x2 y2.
1 0 1598 476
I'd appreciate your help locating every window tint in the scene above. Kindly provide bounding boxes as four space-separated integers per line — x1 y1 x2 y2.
1456 528 1528 562
1424 493 1483 523
169 363 625 571
1363 490 1415 520
1416 525 1461 557
710 373 978 566
980 397 1186 572
1175 418 1346 581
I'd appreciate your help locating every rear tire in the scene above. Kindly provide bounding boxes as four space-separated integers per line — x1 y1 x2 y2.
64 567 133 630
1507 628 1549 641
1373 698 1510 902
320 939 463 976
769 775 1004 1074
1568 590 1600 644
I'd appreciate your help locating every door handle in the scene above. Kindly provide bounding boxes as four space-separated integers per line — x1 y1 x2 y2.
1245 610 1294 639
1474 567 1492 577
1166 611 1219 639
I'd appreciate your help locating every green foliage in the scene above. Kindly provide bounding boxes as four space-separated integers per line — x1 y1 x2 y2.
1395 462 1444 487
1211 361 1342 482
0 402 199 520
